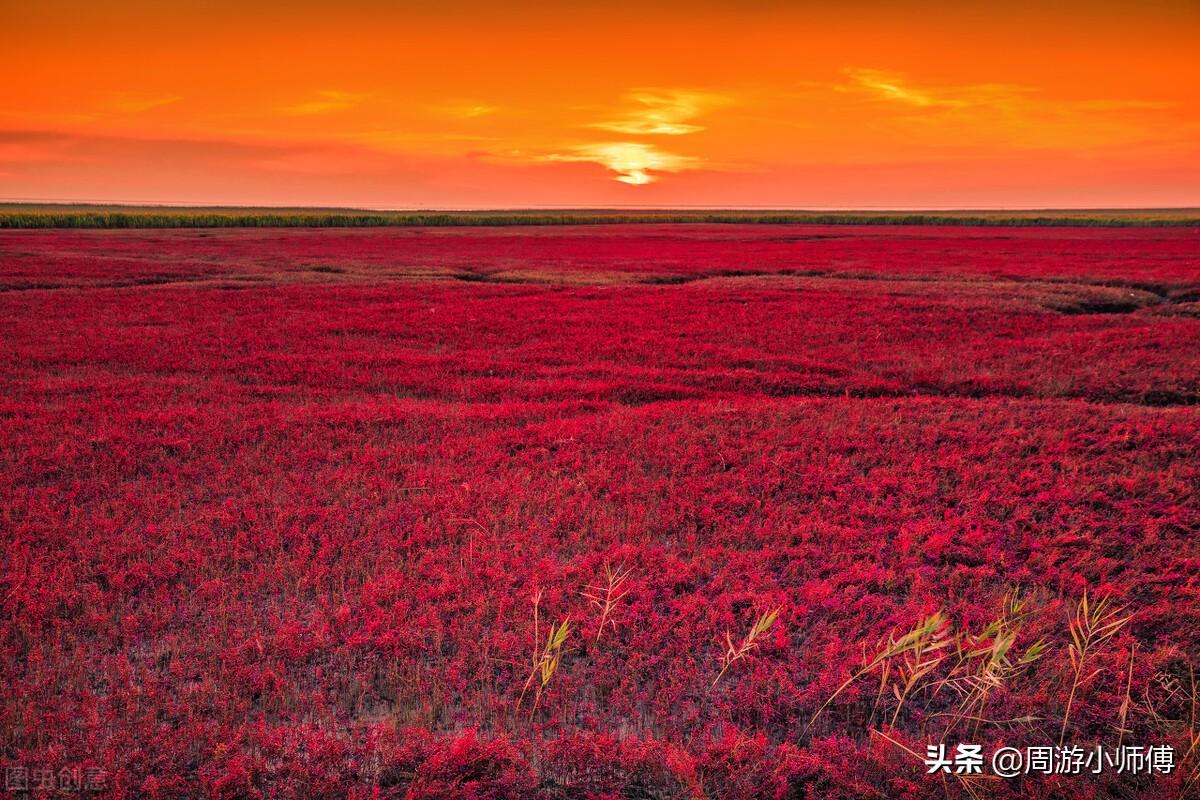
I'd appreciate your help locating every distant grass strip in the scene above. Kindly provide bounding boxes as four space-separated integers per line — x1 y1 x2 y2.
2 206 1198 228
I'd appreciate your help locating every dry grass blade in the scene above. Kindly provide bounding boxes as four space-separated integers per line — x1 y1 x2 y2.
581 564 632 642
538 618 571 687
937 589 1047 738
517 589 572 713
1116 643 1136 746
1060 590 1131 745
520 616 571 713
1182 665 1200 795
805 612 947 735
711 608 781 689
889 619 953 726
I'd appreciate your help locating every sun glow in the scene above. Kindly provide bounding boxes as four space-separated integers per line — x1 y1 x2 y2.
546 142 700 185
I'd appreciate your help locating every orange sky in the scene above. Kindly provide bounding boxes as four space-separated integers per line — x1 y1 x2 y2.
2 0 1198 208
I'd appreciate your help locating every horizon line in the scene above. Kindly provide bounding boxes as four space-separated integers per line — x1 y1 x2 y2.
3 200 1198 214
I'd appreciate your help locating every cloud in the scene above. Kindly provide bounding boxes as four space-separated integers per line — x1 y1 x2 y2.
279 90 369 116
830 68 1185 151
589 89 729 136
440 103 498 119
543 141 700 184
840 68 1018 109
843 69 953 108
840 68 1176 117
107 93 183 113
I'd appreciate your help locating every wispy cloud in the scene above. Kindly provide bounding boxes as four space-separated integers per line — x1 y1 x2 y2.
840 68 1176 116
542 141 700 184
589 89 730 136
840 68 1018 109
520 89 728 185
842 69 946 107
279 90 370 116
440 103 499 119
107 93 182 114
830 67 1184 151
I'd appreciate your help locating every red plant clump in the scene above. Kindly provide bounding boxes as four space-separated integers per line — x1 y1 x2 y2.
1 224 1198 798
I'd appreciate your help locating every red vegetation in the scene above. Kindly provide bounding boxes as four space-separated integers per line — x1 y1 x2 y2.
1 225 1198 798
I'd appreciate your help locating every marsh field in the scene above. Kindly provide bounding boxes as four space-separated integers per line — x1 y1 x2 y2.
2 222 1199 798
